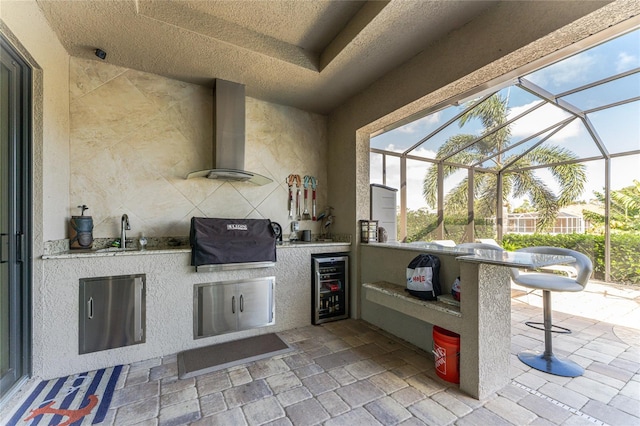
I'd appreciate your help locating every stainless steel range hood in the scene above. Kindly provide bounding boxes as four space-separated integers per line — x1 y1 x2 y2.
186 79 272 185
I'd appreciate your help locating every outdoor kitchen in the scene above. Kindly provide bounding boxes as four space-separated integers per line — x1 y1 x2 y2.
36 57 352 380
4 1 638 424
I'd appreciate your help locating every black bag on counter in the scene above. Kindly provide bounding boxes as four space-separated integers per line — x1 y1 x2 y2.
190 217 276 267
405 254 441 300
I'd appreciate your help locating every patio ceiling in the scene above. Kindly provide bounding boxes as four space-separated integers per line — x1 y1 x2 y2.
34 0 499 114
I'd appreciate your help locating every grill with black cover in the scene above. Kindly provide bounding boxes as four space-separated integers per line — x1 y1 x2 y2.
190 217 276 269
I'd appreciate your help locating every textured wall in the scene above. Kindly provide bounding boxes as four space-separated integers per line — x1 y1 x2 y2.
1 1 71 241
69 57 328 239
359 244 462 351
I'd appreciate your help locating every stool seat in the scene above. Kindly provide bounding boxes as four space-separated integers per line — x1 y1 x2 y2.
510 246 593 377
512 273 584 292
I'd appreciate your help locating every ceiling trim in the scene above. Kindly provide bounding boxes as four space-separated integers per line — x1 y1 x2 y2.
136 0 390 74
320 1 389 71
136 0 319 71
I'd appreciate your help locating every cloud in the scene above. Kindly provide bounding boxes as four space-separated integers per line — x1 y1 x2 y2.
527 53 596 88
388 144 456 211
382 143 403 153
616 51 636 73
405 160 431 210
508 101 581 141
396 112 442 134
409 146 437 158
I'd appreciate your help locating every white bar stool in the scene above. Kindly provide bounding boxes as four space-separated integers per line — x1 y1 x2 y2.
510 246 593 377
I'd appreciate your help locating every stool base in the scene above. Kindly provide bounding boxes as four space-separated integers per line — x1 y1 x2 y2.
524 321 572 334
518 351 584 377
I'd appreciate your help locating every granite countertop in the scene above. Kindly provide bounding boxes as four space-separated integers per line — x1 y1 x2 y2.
42 246 191 259
456 250 575 268
42 239 351 260
363 281 461 317
363 241 474 255
364 241 574 268
278 241 349 248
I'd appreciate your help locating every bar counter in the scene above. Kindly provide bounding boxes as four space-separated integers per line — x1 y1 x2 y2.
359 242 573 399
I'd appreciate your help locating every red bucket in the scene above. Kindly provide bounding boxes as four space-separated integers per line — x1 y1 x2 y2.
432 326 460 384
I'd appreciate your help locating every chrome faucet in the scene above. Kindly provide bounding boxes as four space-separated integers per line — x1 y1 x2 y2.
121 214 130 249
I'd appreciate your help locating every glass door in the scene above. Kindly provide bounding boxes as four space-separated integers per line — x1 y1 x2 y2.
312 254 349 325
0 36 31 401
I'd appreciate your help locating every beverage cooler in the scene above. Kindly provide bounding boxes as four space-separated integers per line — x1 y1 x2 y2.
312 253 349 324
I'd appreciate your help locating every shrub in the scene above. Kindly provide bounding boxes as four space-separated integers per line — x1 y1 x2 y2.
501 233 640 285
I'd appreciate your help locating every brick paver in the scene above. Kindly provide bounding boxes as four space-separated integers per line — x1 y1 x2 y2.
285 397 330 426
364 395 412 424
484 395 538 424
317 391 350 416
408 397 458 425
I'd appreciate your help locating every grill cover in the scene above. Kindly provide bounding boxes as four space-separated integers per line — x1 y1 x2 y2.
190 217 276 267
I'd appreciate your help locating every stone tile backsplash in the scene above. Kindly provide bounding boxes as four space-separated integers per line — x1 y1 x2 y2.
69 57 328 239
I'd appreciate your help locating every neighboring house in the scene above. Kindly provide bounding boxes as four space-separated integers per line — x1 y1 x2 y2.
506 211 585 235
506 203 607 234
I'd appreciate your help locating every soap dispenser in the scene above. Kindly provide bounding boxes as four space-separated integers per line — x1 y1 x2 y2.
69 204 94 249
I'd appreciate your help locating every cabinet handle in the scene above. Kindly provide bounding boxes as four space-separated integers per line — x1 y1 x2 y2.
232 295 236 314
87 297 93 319
240 294 244 312
134 277 143 342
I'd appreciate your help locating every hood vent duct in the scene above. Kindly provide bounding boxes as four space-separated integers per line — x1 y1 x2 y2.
186 79 272 185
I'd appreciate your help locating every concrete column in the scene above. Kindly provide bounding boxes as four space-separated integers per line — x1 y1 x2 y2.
458 261 511 399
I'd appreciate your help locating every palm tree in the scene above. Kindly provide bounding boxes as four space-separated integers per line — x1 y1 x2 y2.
422 94 586 230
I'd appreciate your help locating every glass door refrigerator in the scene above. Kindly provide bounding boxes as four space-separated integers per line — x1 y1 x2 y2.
312 253 349 324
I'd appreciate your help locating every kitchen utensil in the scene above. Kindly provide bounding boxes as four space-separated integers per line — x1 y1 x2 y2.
309 176 318 221
286 174 296 219
294 174 302 220
302 176 311 220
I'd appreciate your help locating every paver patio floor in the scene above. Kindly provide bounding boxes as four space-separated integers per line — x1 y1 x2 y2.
4 280 639 425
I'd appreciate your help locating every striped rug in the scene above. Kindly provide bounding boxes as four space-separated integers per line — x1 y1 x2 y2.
4 365 122 426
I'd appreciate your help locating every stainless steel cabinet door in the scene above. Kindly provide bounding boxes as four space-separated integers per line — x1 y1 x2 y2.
236 279 274 331
197 282 236 337
79 275 146 354
194 277 275 338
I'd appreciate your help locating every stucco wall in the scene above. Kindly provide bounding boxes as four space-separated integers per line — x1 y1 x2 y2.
68 57 328 239
1 1 70 241
3 1 330 243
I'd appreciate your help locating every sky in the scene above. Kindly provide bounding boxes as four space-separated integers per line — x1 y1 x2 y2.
371 29 640 212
